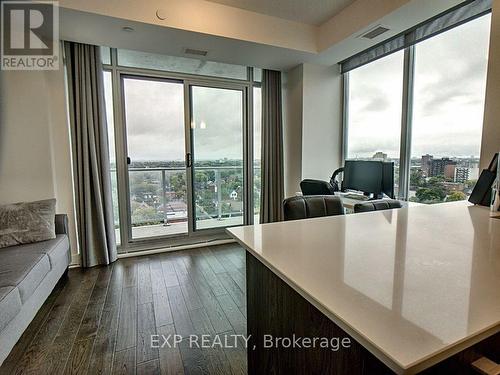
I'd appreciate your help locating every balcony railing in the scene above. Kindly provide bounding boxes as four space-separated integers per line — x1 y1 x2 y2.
110 165 261 237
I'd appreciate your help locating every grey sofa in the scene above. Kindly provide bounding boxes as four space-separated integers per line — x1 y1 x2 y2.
0 214 71 365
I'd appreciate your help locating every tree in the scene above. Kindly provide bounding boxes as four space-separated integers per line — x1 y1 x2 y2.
412 175 449 204
446 191 467 202
410 169 425 189
415 187 446 204
427 176 446 186
131 205 162 225
170 173 187 200
464 179 478 190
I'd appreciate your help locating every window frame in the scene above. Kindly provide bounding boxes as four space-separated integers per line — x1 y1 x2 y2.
103 48 262 253
342 14 489 201
341 50 407 199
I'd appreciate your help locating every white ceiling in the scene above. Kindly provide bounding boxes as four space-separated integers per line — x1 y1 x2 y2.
205 0 356 25
59 0 462 71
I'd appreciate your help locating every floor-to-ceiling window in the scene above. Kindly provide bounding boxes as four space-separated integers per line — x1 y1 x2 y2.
102 49 262 251
103 71 120 244
343 11 491 203
346 51 404 196
409 15 490 203
253 85 262 223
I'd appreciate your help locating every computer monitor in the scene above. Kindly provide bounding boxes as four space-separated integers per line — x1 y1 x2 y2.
343 160 394 199
382 162 395 199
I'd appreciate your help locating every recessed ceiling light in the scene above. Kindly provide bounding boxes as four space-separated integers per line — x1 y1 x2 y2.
122 26 134 32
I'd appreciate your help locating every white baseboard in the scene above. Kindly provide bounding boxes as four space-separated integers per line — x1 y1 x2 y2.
117 239 236 259
67 238 237 268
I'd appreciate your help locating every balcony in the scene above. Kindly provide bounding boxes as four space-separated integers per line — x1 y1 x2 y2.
111 165 261 240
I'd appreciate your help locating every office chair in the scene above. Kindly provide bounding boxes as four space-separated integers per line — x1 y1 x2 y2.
353 199 402 213
283 195 345 221
300 179 336 196
300 168 344 196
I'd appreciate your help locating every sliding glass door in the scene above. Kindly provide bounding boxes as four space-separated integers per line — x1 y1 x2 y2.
103 48 260 251
122 76 188 240
190 85 245 230
117 73 249 246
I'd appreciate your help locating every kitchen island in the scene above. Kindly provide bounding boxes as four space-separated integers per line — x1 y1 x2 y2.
227 202 500 374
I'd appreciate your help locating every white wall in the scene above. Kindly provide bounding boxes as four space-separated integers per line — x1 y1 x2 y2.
282 63 343 196
0 71 55 201
301 63 343 181
0 62 78 265
480 0 500 170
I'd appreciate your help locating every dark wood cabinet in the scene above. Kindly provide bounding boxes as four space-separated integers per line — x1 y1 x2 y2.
246 252 500 375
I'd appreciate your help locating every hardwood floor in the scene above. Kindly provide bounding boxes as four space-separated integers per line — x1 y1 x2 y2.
0 244 247 375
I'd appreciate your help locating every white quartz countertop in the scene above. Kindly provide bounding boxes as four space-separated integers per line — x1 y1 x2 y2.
227 202 500 374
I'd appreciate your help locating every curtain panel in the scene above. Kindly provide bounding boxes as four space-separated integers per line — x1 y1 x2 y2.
260 69 284 223
64 41 117 267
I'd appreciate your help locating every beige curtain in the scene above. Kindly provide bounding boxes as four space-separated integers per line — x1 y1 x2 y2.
260 69 284 223
64 41 117 267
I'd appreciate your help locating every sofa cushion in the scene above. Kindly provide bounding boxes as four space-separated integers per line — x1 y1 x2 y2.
0 286 22 332
0 250 51 303
3 235 71 269
45 235 71 269
0 199 56 249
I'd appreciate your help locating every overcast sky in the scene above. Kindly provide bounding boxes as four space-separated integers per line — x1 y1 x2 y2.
104 76 260 162
347 14 491 159
105 14 491 163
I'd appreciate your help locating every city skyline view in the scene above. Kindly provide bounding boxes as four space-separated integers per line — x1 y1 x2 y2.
99 13 493 237
351 150 480 204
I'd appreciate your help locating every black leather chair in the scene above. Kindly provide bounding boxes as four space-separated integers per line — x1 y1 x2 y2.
353 199 402 213
300 179 336 196
283 195 344 221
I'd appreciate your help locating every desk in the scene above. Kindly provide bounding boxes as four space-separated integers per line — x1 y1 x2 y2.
295 191 422 212
334 192 423 212
227 202 500 374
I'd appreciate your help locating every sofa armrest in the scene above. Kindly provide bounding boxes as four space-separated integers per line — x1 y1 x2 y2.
55 214 69 235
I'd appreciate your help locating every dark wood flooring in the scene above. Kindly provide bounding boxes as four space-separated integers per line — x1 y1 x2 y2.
0 244 248 375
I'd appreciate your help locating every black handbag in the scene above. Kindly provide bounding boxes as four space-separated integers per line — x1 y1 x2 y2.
469 153 498 206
